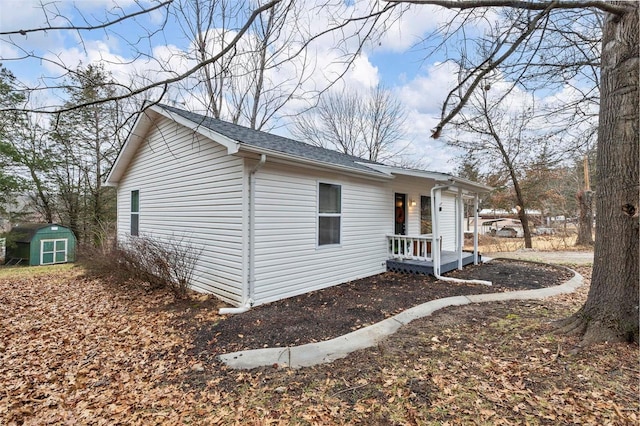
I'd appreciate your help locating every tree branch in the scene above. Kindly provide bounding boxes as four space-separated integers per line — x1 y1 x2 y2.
0 1 174 36
432 2 556 138
384 0 632 16
5 0 282 115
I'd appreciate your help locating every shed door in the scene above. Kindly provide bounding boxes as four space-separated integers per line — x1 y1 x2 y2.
41 239 67 265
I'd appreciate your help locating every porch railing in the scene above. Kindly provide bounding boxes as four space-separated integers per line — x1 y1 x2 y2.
387 234 435 261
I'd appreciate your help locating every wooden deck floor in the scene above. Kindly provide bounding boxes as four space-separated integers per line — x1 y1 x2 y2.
386 251 481 275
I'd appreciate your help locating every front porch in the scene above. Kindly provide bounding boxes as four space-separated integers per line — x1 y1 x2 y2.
386 234 482 275
387 251 481 275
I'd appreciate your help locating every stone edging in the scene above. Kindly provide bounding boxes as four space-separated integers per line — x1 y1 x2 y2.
218 267 583 370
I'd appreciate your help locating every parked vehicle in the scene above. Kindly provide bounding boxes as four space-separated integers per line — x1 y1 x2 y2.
495 227 519 238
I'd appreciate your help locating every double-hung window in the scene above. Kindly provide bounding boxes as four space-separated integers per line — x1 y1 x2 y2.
131 190 139 236
318 183 341 246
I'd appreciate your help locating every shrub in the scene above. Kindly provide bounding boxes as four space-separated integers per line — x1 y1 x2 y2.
80 234 201 299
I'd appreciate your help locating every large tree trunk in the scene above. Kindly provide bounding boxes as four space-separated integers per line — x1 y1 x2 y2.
561 3 639 343
575 190 594 246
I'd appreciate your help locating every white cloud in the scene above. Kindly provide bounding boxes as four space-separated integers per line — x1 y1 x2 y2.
371 4 457 53
397 61 459 113
398 109 463 173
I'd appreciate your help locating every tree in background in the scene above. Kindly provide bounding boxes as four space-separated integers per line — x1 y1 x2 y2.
175 0 318 130
2 114 56 223
0 0 400 124
50 64 124 245
0 66 28 212
388 0 638 344
293 85 407 163
449 83 564 248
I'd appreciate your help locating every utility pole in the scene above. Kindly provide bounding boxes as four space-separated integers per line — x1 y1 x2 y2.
576 155 594 245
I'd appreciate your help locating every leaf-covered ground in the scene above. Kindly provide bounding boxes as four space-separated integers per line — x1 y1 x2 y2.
1 263 637 425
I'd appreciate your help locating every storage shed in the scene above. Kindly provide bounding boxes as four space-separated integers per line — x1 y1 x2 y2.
5 223 77 266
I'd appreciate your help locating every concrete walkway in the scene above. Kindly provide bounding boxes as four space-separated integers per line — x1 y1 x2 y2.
484 250 593 266
218 264 584 370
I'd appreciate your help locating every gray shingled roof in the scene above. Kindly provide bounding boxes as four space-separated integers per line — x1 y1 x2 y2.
158 104 386 175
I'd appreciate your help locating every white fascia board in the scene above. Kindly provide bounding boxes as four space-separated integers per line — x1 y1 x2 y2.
240 146 392 181
358 163 493 193
449 176 494 193
359 163 451 182
153 106 240 155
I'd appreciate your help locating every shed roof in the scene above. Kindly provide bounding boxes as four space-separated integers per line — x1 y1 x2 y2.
8 223 66 243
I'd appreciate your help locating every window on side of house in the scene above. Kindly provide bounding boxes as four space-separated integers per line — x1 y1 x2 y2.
420 195 432 234
131 190 139 236
318 183 341 246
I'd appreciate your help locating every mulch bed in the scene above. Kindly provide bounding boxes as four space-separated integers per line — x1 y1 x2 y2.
190 258 574 356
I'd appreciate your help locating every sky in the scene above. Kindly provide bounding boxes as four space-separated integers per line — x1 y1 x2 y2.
0 0 589 174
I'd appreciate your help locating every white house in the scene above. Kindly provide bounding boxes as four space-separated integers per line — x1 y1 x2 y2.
105 104 492 308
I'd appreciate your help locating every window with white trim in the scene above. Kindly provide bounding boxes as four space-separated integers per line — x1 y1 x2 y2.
131 190 139 236
318 183 341 245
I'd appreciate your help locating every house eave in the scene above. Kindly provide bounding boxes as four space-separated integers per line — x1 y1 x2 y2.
104 104 242 187
157 106 240 155
358 163 493 193
239 145 393 180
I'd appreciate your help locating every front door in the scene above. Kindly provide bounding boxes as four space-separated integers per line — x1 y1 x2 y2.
395 193 406 235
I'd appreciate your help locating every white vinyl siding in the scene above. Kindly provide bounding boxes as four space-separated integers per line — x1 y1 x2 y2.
116 116 246 305
252 163 390 305
439 194 457 251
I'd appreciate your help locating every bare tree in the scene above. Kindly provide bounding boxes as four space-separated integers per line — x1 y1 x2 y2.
172 0 318 130
0 1 289 116
387 0 638 344
0 0 404 127
293 85 408 163
450 83 564 248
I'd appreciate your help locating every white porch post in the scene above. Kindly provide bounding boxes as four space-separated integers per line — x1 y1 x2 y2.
474 193 479 264
430 186 442 276
457 188 464 270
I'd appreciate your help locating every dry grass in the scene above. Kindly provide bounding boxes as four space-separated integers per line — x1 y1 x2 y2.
466 234 594 253
1 264 636 425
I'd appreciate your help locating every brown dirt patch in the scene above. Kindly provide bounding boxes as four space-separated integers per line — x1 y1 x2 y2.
190 259 573 356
